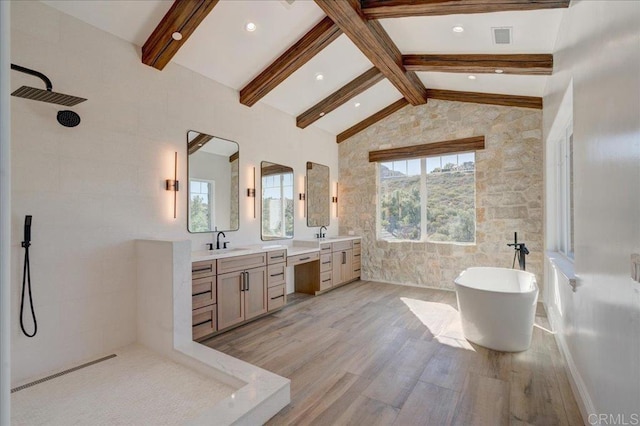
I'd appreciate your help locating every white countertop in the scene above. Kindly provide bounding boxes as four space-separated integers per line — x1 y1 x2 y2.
191 244 287 262
294 235 361 245
191 237 361 262
286 246 320 257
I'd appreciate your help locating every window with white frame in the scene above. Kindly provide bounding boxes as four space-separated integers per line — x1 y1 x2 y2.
189 179 214 232
557 121 574 259
378 152 476 243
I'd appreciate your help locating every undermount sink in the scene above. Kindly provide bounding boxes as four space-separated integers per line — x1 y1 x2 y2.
209 247 247 253
193 247 248 257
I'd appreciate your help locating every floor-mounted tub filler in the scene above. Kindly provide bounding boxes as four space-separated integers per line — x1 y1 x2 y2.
454 267 538 352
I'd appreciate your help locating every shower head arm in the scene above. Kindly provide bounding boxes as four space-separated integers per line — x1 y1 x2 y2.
11 64 53 92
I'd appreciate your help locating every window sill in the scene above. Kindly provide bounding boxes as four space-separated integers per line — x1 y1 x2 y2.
546 250 577 292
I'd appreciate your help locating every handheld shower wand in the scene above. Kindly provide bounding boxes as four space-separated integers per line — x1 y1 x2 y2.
20 215 37 337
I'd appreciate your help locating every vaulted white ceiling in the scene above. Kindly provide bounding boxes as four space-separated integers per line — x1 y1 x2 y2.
41 0 565 137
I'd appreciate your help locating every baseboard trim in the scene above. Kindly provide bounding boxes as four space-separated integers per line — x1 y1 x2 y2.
545 303 596 424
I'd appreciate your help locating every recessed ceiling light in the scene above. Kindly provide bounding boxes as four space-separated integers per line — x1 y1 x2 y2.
315 73 324 81
319 112 325 117
354 102 361 108
171 32 182 41
468 75 477 80
452 26 464 33
495 69 504 74
245 22 256 32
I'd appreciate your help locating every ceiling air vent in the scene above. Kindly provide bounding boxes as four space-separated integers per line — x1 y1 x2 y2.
492 27 512 45
281 0 296 8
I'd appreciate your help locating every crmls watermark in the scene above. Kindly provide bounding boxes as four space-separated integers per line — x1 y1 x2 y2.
588 414 640 425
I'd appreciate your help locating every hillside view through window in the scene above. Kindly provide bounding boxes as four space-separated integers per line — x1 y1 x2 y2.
379 153 475 243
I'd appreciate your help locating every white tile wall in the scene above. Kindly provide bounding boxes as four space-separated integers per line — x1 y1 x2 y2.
10 1 338 384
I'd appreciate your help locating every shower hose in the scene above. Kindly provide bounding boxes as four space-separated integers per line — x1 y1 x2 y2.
20 225 37 337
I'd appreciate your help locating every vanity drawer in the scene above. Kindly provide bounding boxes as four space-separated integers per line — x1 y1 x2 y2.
267 285 285 311
353 239 361 255
192 276 216 309
287 251 319 267
267 263 286 288
332 240 353 252
320 254 332 272
192 304 216 340
192 260 216 279
353 267 361 278
267 250 286 264
352 256 361 271
320 243 332 253
217 252 267 274
319 271 333 291
353 251 362 264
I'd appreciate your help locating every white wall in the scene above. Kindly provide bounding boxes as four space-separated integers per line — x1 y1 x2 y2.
10 1 338 385
543 0 640 419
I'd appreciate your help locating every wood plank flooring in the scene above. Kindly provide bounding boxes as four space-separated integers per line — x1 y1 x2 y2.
204 280 583 426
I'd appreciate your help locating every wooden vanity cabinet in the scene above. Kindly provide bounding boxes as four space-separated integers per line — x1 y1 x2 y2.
332 249 352 286
192 249 289 339
191 259 217 340
267 249 287 311
352 239 361 279
310 238 361 294
216 253 268 332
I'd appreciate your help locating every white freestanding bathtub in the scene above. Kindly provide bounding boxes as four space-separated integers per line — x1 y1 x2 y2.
454 267 538 352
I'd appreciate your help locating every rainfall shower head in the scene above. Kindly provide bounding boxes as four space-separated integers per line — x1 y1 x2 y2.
11 85 86 107
10 63 86 107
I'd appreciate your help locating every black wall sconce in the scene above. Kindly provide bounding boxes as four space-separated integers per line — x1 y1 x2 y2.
166 151 179 219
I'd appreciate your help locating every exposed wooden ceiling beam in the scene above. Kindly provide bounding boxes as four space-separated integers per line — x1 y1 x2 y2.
240 17 342 107
297 67 385 129
427 89 542 109
403 54 553 75
337 98 409 143
369 136 485 163
360 0 571 19
315 0 428 106
142 0 219 70
187 133 214 155
338 87 542 143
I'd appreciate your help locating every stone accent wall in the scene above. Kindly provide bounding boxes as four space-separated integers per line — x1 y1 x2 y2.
338 99 543 291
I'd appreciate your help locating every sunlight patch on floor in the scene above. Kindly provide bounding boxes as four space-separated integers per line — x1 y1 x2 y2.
400 297 475 351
